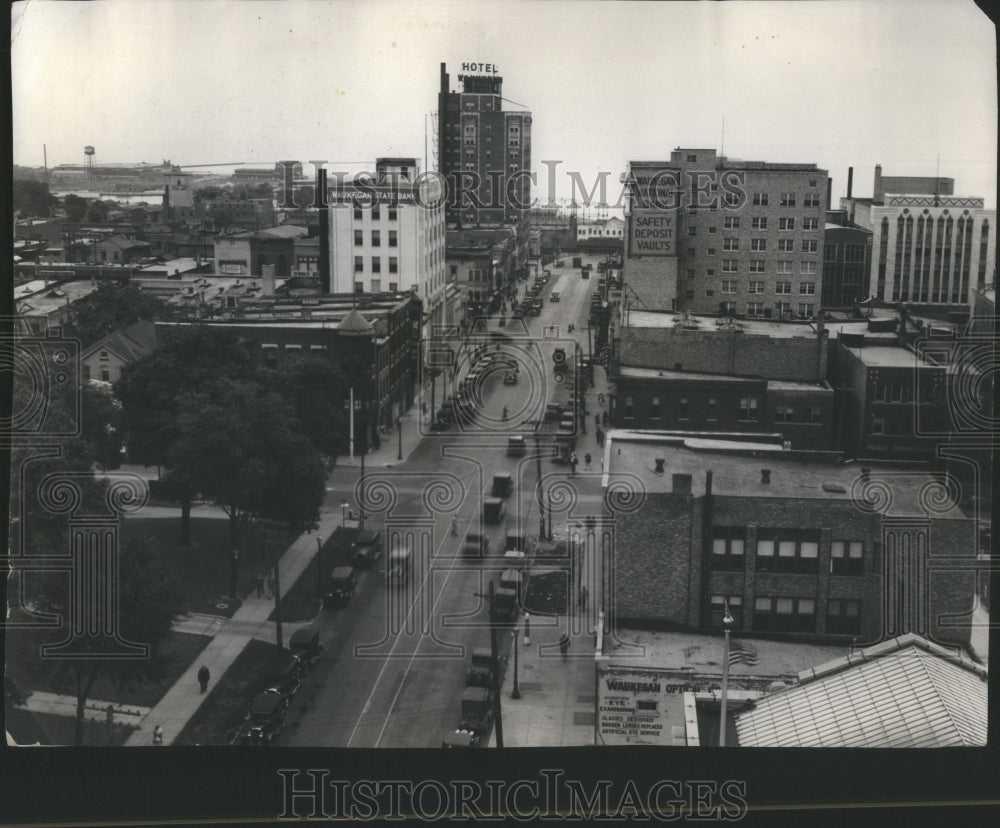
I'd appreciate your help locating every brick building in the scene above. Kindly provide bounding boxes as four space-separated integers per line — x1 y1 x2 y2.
213 225 308 279
438 62 532 227
601 433 977 649
821 216 873 309
623 149 827 315
195 196 276 232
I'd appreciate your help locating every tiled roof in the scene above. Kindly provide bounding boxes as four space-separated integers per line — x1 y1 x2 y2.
83 320 157 363
734 634 987 747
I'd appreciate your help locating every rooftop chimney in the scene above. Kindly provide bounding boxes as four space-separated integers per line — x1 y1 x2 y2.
261 264 275 297
874 164 883 204
847 166 854 199
654 458 665 474
761 469 771 485
861 467 871 480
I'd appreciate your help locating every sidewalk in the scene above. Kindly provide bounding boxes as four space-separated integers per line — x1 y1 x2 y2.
336 409 425 469
125 511 348 746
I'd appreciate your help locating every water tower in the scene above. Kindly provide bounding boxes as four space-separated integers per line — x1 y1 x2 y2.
84 146 95 178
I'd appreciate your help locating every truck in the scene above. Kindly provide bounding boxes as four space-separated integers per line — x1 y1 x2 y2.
462 532 489 557
459 687 494 736
483 497 506 525
465 647 494 688
387 539 413 586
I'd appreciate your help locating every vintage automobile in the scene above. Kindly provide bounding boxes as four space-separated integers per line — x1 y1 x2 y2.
459 687 494 736
241 692 286 746
465 647 494 688
500 569 524 602
441 728 481 748
491 473 513 498
288 626 323 674
549 291 561 302
506 436 526 457
387 539 413 586
493 587 519 622
503 372 517 385
351 530 383 568
324 566 358 607
544 403 564 422
263 651 302 704
483 497 506 525
463 532 489 557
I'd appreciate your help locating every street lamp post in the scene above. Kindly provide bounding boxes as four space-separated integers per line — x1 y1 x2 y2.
397 416 402 461
341 501 348 527
511 628 521 699
316 536 323 596
719 602 734 747
472 581 504 748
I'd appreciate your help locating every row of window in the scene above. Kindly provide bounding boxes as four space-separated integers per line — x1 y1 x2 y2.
717 280 816 294
824 243 868 262
684 294 816 316
353 206 398 221
746 192 824 208
710 260 819 274
354 230 398 247
353 281 399 293
693 239 822 254
621 396 822 423
354 256 399 274
709 595 861 634
690 218 820 236
712 530 865 575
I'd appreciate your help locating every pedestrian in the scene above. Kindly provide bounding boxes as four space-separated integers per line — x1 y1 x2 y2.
570 453 578 475
585 452 592 470
153 725 164 746
197 665 210 694
579 584 588 612
559 633 570 660
266 571 275 599
451 516 458 536
596 427 603 445
255 570 264 598
595 414 600 428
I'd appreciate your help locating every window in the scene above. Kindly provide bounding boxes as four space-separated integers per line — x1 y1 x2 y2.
686 269 695 279
371 230 380 247
749 261 765 274
755 597 816 633
389 256 398 274
801 405 822 423
354 206 363 220
827 599 861 634
779 217 795 231
388 282 398 291
687 154 698 162
802 239 818 253
802 218 819 230
721 280 738 294
722 259 738 273
354 256 364 272
751 217 768 230
872 417 885 435
705 289 715 297
685 289 695 300
354 229 363 246
650 396 660 419
370 279 381 292
747 302 765 317
756 529 820 573
779 192 796 207
751 238 767 251
775 301 792 316
389 231 398 247
388 207 397 221
799 282 816 294
710 595 744 628
100 366 111 381
801 261 817 275
688 226 697 236
354 282 364 294
99 350 109 361
707 397 717 420
724 216 740 229
804 193 821 207
749 280 764 293
720 301 736 314
891 385 903 403
724 237 739 250
712 529 746 571
774 405 795 422
261 344 278 368
844 244 865 262
739 396 759 420
708 226 717 234
706 269 715 276
778 239 794 252
831 541 864 576
372 206 380 220
624 396 634 418
824 243 838 261
707 249 716 256
371 257 380 273
775 261 792 274
678 397 689 419
798 303 815 317
753 192 769 206
775 281 792 294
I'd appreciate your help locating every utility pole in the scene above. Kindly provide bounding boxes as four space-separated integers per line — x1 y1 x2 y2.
473 581 504 748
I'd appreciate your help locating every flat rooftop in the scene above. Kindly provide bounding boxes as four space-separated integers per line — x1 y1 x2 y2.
842 344 940 369
617 366 829 392
603 431 966 518
624 311 821 339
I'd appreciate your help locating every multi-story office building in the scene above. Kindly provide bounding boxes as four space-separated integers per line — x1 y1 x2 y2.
821 214 873 309
326 158 450 333
438 62 532 227
623 148 827 316
601 433 977 648
841 165 996 306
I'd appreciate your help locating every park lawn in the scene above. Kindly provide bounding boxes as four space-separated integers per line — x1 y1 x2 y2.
268 526 361 623
6 629 212 710
173 639 284 746
523 569 569 616
121 516 297 618
31 711 137 747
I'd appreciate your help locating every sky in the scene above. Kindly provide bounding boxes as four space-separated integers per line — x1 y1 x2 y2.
11 0 998 210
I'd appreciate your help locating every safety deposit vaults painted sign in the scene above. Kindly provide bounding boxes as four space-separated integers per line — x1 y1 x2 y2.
628 210 679 256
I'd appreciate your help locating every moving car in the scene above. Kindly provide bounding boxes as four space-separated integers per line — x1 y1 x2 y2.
506 436 526 456
549 291 560 302
387 539 413 586
351 530 382 568
503 372 517 385
491 472 513 497
483 497 506 525
463 532 489 557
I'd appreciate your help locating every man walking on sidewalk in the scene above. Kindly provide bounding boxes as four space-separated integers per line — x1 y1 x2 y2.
579 584 588 612
256 570 264 598
197 665 210 693
559 633 571 660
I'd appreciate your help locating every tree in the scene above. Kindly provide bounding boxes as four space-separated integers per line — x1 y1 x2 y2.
115 326 257 543
63 194 88 222
262 353 350 465
194 186 224 203
85 200 110 223
66 282 169 349
13 179 57 217
171 379 327 596
82 384 124 470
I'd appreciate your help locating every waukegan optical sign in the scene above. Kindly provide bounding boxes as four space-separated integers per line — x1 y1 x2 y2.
628 209 679 256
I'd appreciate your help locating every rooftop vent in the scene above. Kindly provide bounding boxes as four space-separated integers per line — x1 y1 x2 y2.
761 469 771 484
654 458 665 474
672 473 692 494
822 483 847 494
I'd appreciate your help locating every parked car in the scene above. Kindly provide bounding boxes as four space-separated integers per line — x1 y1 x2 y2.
483 497 506 525
351 530 382 568
459 687 494 735
288 626 323 674
442 728 481 748
463 532 489 557
263 651 301 703
241 692 286 746
506 436 526 456
549 291 560 302
491 472 513 497
465 647 494 687
324 566 358 607
503 372 517 385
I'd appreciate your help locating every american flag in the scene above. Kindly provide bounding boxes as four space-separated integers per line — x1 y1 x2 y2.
728 639 759 667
